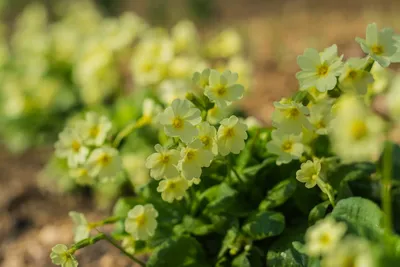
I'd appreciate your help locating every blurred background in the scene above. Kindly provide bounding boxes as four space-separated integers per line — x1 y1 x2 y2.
1 0 400 266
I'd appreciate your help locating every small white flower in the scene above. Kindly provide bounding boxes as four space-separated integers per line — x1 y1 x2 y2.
141 98 162 125
86 146 122 179
158 99 202 143
197 122 218 155
125 204 158 241
329 95 385 163
296 45 343 92
271 100 311 134
217 115 248 156
296 158 324 189
55 127 89 168
338 58 374 95
305 217 347 257
145 144 180 180
207 105 231 125
179 139 214 180
50 244 78 267
356 23 398 67
157 176 189 203
205 69 244 108
192 69 211 89
81 112 112 146
322 236 373 267
69 211 90 243
308 101 333 135
266 130 304 165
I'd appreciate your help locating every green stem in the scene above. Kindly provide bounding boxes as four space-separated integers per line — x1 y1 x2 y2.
113 120 144 148
382 141 393 233
89 216 122 229
96 229 146 267
70 233 106 252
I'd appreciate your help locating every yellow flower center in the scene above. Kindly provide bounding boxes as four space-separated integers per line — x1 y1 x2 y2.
71 140 81 152
350 120 368 140
316 120 326 129
224 127 235 138
168 181 177 190
216 85 227 96
311 174 319 182
186 150 196 161
172 117 184 129
89 126 100 138
348 70 358 79
200 135 211 147
319 233 331 245
135 214 146 226
281 140 293 152
371 45 384 55
97 153 111 166
342 256 356 267
317 64 329 76
160 154 170 164
142 62 154 72
285 107 300 119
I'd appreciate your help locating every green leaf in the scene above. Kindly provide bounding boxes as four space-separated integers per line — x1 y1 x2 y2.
218 220 240 258
308 201 331 225
267 225 308 267
232 252 251 267
259 179 297 210
147 236 210 267
181 215 216 236
201 183 238 214
242 158 276 177
331 197 383 240
292 90 310 105
242 211 285 240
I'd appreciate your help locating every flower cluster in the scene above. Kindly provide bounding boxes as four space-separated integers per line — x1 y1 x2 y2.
55 112 122 185
304 217 373 267
146 69 248 202
0 1 251 153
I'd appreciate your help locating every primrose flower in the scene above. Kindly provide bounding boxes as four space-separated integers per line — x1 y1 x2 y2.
197 122 218 155
330 95 385 163
125 204 158 240
356 23 398 67
145 144 180 180
266 130 304 165
339 58 374 94
207 105 231 125
50 244 78 267
86 146 122 179
192 68 211 89
204 69 244 108
322 237 373 267
206 29 242 58
69 167 94 185
69 211 90 243
140 98 162 125
368 63 390 94
179 139 214 180
308 101 333 135
81 112 112 146
172 20 199 53
305 218 347 257
296 45 343 92
158 99 202 143
157 176 189 203
271 99 311 134
55 128 89 168
217 115 248 156
296 158 324 189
